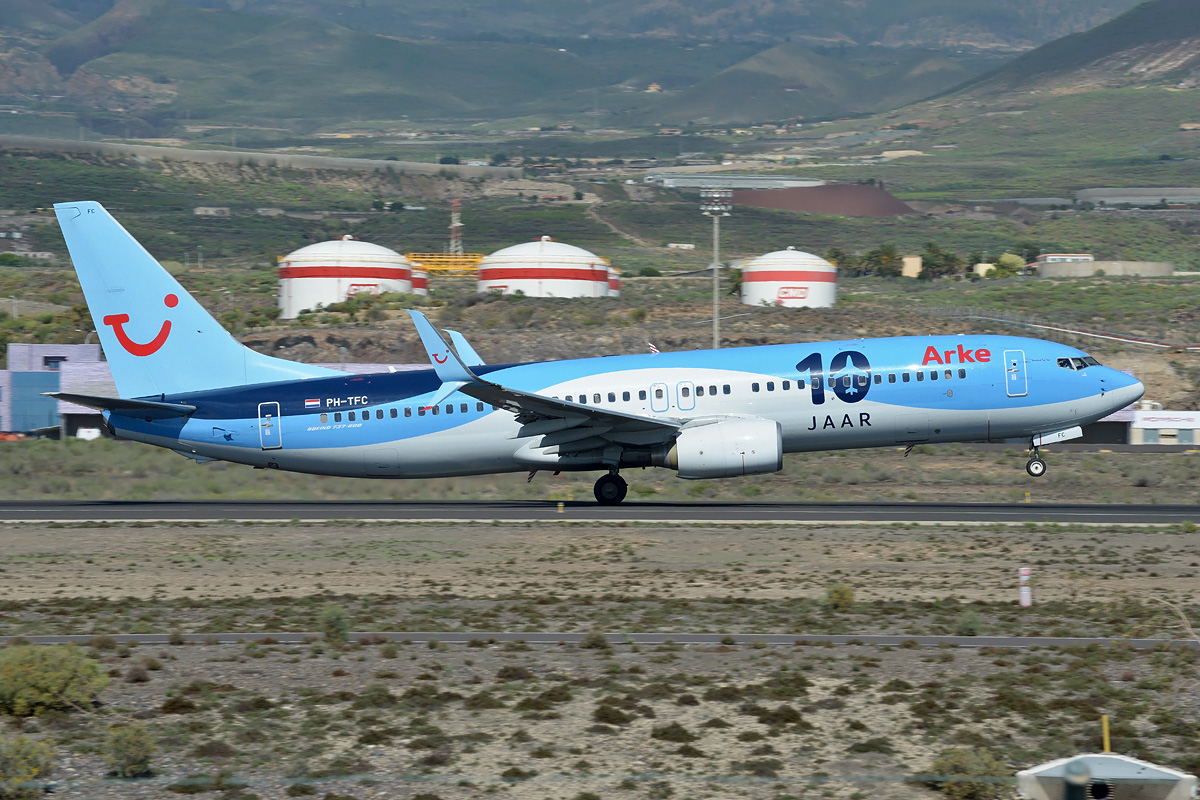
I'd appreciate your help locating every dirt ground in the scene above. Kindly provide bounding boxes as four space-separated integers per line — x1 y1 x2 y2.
2 521 1199 800
1 520 1198 606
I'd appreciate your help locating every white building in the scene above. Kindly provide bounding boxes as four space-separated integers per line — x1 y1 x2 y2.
477 236 611 298
739 246 837 308
278 236 413 319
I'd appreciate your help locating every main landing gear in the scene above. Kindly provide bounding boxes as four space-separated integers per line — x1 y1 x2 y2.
594 472 628 505
1026 446 1047 478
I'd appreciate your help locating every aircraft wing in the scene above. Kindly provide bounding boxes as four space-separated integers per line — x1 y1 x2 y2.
407 311 680 445
44 392 196 418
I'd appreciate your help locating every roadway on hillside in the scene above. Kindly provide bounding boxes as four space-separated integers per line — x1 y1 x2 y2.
1 500 1198 524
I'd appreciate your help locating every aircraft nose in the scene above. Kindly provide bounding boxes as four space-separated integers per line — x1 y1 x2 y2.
1108 373 1144 408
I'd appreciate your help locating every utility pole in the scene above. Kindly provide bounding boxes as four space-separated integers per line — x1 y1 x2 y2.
700 188 732 349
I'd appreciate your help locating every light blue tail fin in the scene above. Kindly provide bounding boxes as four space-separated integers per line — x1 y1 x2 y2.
55 201 345 398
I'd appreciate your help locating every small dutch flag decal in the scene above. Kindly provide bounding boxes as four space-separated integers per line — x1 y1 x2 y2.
304 399 320 409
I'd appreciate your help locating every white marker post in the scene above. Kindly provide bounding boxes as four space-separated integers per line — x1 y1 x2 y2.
1019 567 1033 607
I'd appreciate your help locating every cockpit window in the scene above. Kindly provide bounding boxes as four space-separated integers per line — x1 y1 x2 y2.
1058 355 1103 370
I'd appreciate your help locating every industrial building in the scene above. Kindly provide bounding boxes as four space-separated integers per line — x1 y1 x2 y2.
278 236 414 319
477 236 614 298
644 173 825 190
739 247 837 308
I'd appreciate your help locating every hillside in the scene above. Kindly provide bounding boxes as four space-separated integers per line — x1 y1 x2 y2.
956 0 1200 94
175 0 1142 53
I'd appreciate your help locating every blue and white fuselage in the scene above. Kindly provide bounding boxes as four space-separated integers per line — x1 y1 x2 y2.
50 201 1143 504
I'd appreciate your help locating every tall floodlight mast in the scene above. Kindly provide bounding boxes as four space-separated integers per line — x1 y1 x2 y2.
700 188 732 349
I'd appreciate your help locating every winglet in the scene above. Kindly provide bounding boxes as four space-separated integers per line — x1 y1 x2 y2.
446 330 486 366
407 310 478 385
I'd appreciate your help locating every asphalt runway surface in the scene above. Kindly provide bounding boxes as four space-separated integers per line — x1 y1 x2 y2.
1 632 1195 650
1 500 1199 524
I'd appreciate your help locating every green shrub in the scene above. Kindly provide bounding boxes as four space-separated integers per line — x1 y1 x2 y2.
826 584 855 611
579 632 612 651
650 723 698 743
956 610 984 636
927 747 1009 800
0 736 54 799
104 723 155 778
319 605 350 649
0 645 109 717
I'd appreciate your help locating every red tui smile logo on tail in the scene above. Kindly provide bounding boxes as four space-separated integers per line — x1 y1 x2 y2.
104 294 178 356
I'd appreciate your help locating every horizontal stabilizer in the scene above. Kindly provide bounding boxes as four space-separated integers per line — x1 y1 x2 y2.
45 392 196 418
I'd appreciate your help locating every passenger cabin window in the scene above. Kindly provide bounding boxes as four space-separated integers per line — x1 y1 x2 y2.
334 412 342 422
349 411 356 421
958 369 966 379
418 407 426 417
639 390 647 400
752 383 760 392
460 403 468 413
696 386 704 397
782 381 790 390
594 393 601 404
723 385 731 395
812 377 822 389
566 395 573 403
622 391 630 401
873 374 882 385
390 408 397 418
320 413 329 424
477 403 485 412
766 382 774 391
709 385 717 395
916 372 924 382
930 371 938 381
857 375 868 387
445 404 453 414
405 408 412 417
376 409 384 419
902 373 910 383
944 370 952 380
608 392 616 403
655 388 664 399
888 374 896 384
681 386 690 398
578 395 587 405
431 406 439 415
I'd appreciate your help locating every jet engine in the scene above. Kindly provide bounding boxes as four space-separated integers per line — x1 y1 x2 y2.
660 418 783 479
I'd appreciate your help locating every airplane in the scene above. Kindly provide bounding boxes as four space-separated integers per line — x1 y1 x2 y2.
49 201 1144 505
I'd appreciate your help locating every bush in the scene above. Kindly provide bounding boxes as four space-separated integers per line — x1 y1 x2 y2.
956 610 983 636
319 605 350 649
650 723 698 743
826 584 855 611
104 724 155 778
0 736 54 799
927 747 1009 800
0 645 110 717
579 632 612 651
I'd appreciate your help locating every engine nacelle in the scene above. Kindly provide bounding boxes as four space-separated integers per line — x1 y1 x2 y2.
663 418 783 479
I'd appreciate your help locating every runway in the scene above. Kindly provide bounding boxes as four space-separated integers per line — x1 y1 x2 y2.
2 500 1199 524
1 631 1194 650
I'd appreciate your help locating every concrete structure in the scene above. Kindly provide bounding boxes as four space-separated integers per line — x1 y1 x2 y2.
477 236 611 298
278 236 413 319
1 344 102 434
1036 260 1174 278
1130 408 1200 445
644 173 825 190
901 255 922 278
1077 187 1200 205
739 247 837 308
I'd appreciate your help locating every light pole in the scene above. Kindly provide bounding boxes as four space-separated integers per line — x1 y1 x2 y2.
700 188 732 349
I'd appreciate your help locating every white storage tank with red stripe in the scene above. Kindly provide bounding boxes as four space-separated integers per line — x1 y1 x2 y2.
607 265 621 298
477 236 611 298
740 246 836 308
278 236 413 319
411 265 429 297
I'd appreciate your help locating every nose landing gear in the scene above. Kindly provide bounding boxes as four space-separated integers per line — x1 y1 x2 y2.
1026 446 1047 478
594 472 628 505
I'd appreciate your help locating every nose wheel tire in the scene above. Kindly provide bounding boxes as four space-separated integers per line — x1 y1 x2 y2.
594 473 628 505
1026 457 1047 478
